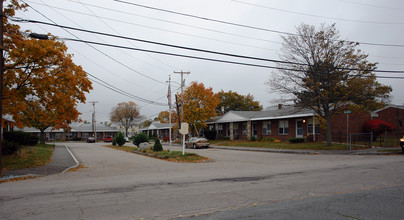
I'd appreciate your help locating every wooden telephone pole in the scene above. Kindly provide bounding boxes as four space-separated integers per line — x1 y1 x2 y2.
90 101 99 141
173 71 190 123
0 0 4 177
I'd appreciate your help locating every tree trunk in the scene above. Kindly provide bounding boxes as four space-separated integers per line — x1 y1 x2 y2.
325 114 332 146
40 129 46 145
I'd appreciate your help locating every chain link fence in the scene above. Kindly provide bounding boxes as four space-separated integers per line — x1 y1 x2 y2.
349 131 403 148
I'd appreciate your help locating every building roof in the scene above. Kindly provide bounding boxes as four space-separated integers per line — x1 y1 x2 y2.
16 122 118 133
139 121 173 131
207 106 315 124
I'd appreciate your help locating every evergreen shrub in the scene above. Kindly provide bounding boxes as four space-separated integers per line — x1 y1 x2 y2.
133 133 149 146
153 138 163 152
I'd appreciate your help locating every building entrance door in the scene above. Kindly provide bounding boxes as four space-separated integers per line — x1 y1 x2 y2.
296 120 304 138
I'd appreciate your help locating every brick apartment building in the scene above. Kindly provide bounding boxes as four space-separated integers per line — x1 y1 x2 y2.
206 105 404 143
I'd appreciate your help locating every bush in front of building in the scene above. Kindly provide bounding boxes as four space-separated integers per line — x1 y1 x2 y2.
364 119 394 140
2 140 21 155
4 131 37 146
114 132 126 147
153 138 163 152
203 130 217 140
288 137 305 143
133 133 149 146
72 137 82 141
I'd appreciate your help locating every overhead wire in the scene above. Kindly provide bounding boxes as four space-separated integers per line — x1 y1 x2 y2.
232 0 404 25
24 0 281 51
64 37 404 75
11 17 404 75
86 72 168 106
22 0 167 86
23 0 404 61
114 0 404 48
337 0 404 11
17 2 170 106
75 0 178 71
32 1 163 92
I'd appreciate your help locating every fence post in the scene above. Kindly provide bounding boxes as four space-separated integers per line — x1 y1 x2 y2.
350 133 352 151
370 131 373 148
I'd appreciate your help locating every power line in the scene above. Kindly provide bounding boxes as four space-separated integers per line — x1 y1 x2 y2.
11 17 404 75
232 0 404 25
25 0 282 48
21 0 167 85
87 72 168 106
12 18 295 66
62 37 404 75
75 0 177 71
29 2 164 92
337 0 404 11
114 0 404 47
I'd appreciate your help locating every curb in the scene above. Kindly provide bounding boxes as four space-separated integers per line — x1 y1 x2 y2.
1 145 80 181
210 145 318 155
62 145 80 173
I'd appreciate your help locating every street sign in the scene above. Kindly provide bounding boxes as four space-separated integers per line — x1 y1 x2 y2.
344 110 352 114
180 123 189 135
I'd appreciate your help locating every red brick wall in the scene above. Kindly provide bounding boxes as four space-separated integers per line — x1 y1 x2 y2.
374 107 404 135
318 111 372 143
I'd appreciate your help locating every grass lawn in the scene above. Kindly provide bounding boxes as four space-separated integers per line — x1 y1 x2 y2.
2 144 54 170
104 145 211 163
210 140 370 151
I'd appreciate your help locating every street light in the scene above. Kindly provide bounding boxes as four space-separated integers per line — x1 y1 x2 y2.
28 33 49 40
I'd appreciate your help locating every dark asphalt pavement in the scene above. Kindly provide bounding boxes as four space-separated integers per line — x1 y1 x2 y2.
2 145 78 179
181 186 404 220
2 143 400 180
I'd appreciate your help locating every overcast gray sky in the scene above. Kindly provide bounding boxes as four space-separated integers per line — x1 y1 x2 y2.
14 0 404 122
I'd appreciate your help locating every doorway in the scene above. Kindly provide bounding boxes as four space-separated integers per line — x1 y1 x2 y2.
296 120 304 138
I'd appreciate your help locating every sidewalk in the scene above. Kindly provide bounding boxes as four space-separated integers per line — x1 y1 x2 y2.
209 145 402 155
163 142 402 155
2 145 79 180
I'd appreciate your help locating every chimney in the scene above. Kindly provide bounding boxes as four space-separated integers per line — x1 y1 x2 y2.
278 104 283 110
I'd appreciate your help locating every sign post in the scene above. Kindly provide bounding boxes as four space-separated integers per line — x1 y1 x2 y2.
344 110 352 150
179 123 189 155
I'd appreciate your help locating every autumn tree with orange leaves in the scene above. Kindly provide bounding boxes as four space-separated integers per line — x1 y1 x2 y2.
180 82 219 136
3 1 92 144
156 110 178 125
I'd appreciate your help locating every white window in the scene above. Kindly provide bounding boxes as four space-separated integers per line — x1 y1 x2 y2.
262 121 271 135
278 120 289 135
82 133 89 138
307 118 320 134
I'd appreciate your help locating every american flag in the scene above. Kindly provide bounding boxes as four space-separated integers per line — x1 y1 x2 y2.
167 83 172 108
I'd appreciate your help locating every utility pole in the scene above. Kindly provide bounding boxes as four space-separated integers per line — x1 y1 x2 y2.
174 71 190 149
173 71 190 123
166 75 172 149
0 0 4 177
90 101 99 141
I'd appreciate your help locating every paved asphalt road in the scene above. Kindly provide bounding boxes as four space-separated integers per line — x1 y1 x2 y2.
0 142 403 219
180 185 404 220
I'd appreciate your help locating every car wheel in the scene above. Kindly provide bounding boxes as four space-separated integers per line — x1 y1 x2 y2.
402 146 404 154
193 144 197 149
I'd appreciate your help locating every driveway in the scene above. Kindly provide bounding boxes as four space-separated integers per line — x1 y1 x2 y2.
0 142 403 219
